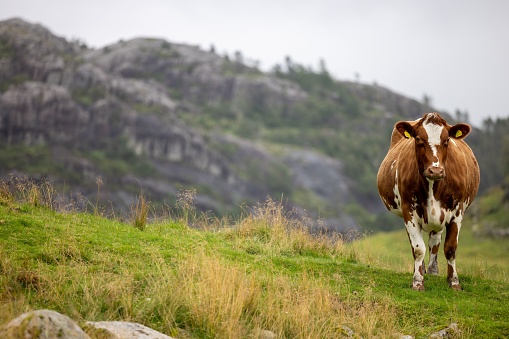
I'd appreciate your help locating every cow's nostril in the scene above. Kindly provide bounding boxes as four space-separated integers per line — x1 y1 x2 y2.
426 166 445 179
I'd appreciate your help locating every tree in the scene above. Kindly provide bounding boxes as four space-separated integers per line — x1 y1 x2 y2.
319 58 328 75
501 135 509 182
234 51 244 65
455 109 471 123
354 72 360 83
285 56 294 73
422 94 432 107
271 64 282 75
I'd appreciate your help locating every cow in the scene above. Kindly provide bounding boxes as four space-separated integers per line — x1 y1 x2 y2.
377 112 480 291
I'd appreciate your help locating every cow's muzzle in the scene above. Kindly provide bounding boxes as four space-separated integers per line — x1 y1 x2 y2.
425 166 445 180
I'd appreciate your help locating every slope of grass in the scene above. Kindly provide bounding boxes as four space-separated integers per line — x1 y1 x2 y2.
352 226 509 337
475 185 509 231
355 222 509 283
1 181 509 338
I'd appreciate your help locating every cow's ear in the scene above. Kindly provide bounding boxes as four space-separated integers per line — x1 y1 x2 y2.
396 122 414 139
449 124 471 139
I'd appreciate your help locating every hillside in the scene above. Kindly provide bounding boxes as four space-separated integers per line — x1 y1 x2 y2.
1 18 508 235
0 18 444 233
471 182 509 236
1 180 509 338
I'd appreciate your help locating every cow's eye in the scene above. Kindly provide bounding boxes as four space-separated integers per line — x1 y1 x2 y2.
415 137 425 146
444 139 450 147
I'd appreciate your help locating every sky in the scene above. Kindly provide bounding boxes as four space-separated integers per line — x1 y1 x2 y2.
1 0 508 127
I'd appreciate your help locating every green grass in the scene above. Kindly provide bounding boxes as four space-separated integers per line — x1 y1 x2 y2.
475 185 509 231
352 222 509 337
355 223 509 283
1 183 509 338
0 144 66 177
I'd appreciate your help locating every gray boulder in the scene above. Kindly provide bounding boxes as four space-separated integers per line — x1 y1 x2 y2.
0 309 90 339
429 323 461 338
84 321 174 339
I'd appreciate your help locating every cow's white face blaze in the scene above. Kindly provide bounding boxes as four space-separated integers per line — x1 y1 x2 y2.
422 116 445 171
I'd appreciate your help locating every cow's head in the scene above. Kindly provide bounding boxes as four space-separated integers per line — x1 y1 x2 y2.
395 112 471 181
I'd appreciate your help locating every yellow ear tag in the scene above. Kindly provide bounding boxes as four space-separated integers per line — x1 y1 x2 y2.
404 131 411 139
455 130 463 138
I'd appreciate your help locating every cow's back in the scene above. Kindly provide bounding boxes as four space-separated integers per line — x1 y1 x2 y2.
378 120 420 214
377 130 417 216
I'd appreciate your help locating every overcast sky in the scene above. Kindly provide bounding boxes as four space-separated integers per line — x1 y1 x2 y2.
2 0 508 126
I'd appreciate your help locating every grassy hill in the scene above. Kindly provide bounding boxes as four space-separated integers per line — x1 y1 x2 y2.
354 226 509 284
1 179 509 338
472 183 509 234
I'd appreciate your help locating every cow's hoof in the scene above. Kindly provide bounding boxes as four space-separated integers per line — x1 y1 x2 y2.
412 282 425 291
449 283 462 291
448 277 462 290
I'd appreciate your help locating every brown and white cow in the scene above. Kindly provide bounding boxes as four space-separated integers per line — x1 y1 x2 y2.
377 112 480 290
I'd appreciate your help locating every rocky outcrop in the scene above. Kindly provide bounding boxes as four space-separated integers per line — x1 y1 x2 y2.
211 135 359 231
82 38 307 116
0 19 243 212
0 310 90 339
0 82 90 144
0 18 356 230
343 82 439 121
429 323 461 338
0 18 79 86
0 17 446 232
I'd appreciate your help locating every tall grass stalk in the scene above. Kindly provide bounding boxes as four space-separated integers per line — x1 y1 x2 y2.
175 188 196 225
94 176 103 217
0 178 13 204
0 176 57 209
226 197 344 257
131 190 150 231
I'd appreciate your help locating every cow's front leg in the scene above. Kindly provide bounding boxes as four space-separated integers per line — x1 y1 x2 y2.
405 215 426 291
444 219 462 290
428 230 442 275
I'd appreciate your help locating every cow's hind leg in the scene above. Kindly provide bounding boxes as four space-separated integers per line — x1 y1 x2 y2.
405 221 426 291
428 230 442 275
444 220 461 290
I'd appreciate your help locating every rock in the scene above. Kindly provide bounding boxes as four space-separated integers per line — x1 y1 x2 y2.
84 321 174 339
0 18 78 84
429 323 460 338
0 309 90 339
0 81 90 144
340 325 355 337
342 81 438 122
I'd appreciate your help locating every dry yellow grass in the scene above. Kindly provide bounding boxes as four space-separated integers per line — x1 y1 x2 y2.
138 250 400 338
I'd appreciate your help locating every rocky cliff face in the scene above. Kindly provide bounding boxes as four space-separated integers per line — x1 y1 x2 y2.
0 18 440 232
